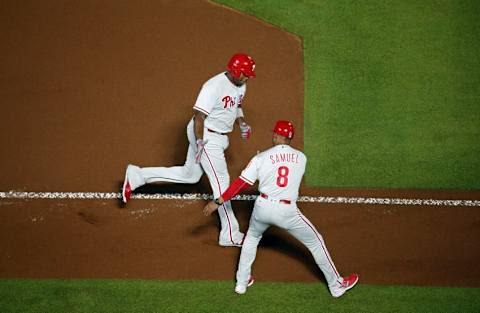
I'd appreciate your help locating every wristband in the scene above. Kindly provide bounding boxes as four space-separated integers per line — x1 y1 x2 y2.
214 198 223 206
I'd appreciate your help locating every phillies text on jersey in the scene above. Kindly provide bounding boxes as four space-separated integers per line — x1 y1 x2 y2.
193 72 246 134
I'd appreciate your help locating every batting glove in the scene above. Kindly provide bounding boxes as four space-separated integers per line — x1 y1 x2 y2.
195 139 208 163
240 122 251 140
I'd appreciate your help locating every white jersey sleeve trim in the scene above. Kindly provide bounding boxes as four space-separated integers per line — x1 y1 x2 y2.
240 175 255 185
193 106 210 116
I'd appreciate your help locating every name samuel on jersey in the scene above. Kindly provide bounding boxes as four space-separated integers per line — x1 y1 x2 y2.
270 153 300 164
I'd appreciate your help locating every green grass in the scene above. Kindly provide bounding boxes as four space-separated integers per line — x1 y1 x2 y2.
0 280 479 313
215 0 480 189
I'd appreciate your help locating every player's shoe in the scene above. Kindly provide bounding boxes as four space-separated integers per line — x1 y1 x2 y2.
330 273 359 298
121 167 132 204
235 276 254 295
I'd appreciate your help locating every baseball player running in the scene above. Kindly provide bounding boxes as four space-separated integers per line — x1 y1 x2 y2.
203 120 359 296
122 53 256 247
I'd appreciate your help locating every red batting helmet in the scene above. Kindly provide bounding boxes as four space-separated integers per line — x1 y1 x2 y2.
227 53 256 78
273 120 295 139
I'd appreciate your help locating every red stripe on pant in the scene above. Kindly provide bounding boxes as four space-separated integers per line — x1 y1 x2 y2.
297 211 341 279
203 148 235 245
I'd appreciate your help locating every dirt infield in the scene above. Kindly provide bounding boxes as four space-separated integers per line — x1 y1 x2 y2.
1 0 479 287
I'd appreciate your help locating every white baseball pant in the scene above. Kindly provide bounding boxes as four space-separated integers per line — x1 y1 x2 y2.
126 118 243 246
236 196 344 291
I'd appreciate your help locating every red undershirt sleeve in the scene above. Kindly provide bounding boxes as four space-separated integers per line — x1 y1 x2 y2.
220 176 253 202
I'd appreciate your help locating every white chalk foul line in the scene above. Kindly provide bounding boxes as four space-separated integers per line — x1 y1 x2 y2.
0 191 479 207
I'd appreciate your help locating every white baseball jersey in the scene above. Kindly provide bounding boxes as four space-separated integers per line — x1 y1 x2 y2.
193 72 246 134
235 144 345 294
240 144 306 201
125 71 247 247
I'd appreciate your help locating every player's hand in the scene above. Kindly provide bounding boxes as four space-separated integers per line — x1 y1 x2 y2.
195 139 208 163
240 122 251 140
203 201 219 216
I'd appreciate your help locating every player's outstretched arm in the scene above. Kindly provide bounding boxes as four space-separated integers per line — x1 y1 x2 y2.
203 176 252 216
193 110 207 141
193 110 208 163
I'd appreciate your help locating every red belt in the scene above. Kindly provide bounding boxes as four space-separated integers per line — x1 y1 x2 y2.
207 128 227 135
260 193 291 204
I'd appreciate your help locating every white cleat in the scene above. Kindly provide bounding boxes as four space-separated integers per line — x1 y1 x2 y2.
235 276 255 295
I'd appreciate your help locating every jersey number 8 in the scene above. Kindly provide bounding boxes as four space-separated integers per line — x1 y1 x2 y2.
276 166 289 187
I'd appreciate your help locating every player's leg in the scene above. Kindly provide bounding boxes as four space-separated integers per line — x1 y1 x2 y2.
200 137 243 246
235 206 270 293
125 119 203 191
283 206 344 292
217 201 244 246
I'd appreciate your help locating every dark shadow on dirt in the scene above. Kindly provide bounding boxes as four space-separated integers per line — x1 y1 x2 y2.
260 228 325 282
